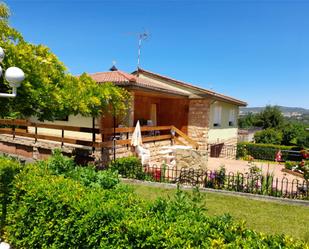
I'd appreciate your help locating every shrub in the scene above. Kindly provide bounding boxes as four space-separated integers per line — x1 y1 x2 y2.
4 167 307 248
109 156 146 180
297 133 309 148
0 156 22 236
68 167 120 189
5 164 139 248
285 161 298 170
254 128 283 145
237 142 301 161
38 149 120 190
44 149 75 175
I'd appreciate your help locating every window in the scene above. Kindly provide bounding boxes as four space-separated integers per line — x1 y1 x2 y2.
229 109 235 126
213 105 222 127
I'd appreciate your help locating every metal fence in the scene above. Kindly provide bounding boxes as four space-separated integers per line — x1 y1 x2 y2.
120 164 309 200
208 144 237 158
208 143 304 161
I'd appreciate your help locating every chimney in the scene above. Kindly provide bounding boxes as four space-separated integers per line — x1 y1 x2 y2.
109 65 118 71
109 60 118 71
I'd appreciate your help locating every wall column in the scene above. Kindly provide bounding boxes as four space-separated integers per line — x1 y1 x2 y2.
187 99 211 150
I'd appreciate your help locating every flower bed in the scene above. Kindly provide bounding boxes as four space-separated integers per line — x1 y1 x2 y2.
284 159 309 180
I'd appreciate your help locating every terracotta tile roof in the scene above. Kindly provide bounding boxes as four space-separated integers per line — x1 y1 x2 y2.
88 68 247 106
133 68 247 106
88 70 189 96
89 70 136 83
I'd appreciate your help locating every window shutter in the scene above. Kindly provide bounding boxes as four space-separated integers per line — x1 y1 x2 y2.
229 109 235 126
213 105 222 126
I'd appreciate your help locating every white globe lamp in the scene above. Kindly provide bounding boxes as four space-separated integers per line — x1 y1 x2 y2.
5 66 25 88
0 46 25 97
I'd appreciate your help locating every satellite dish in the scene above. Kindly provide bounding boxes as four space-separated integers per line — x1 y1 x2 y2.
5 67 25 87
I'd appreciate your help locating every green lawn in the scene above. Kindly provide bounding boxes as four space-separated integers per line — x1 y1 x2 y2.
127 182 309 242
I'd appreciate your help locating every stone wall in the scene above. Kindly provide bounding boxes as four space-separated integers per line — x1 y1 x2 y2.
0 135 94 163
100 140 173 165
175 148 207 169
187 99 211 150
0 134 174 166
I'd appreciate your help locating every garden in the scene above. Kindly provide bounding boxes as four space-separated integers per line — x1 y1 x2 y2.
1 151 308 248
236 142 309 181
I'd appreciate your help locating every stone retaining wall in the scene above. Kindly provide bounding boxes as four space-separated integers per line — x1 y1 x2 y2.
100 140 173 164
175 149 207 169
0 135 173 166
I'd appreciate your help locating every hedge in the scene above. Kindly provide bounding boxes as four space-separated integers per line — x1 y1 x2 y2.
109 156 146 180
0 156 22 236
1 153 307 248
237 142 303 161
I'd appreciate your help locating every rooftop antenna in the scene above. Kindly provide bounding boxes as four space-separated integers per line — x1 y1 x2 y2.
136 30 150 77
125 30 150 76
137 31 149 69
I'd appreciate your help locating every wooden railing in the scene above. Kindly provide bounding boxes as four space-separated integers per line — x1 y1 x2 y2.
101 126 173 148
171 126 199 149
0 119 199 149
0 119 100 148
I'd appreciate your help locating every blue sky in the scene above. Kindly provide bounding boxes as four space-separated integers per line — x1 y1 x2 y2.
5 0 309 108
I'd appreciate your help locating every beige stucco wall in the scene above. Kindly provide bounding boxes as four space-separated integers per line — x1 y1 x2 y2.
208 128 238 144
208 101 239 144
28 115 99 141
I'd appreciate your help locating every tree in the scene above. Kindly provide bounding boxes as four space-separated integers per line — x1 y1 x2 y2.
238 112 259 128
255 105 284 129
254 128 282 145
0 3 130 120
297 133 309 148
281 123 306 146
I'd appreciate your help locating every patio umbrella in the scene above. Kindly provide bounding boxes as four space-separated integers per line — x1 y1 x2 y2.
131 120 143 147
131 121 150 165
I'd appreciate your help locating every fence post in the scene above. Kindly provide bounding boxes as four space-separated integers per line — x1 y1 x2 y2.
61 129 64 147
12 119 16 139
126 132 129 149
92 117 95 153
34 123 38 143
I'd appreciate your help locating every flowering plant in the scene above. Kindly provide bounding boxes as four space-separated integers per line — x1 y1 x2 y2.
300 149 309 160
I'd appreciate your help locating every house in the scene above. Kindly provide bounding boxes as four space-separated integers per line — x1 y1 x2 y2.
27 66 246 160
2 66 246 163
90 67 246 151
238 128 262 143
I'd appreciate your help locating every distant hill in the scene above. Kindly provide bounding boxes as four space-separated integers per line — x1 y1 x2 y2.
240 106 309 116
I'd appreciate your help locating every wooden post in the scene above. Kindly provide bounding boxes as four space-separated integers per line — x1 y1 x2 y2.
61 129 64 147
113 113 116 161
126 132 129 149
34 123 38 143
92 117 95 152
12 119 15 139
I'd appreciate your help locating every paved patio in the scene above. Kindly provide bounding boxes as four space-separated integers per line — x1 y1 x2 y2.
207 157 304 182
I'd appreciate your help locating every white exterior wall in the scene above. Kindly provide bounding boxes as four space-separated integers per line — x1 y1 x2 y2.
208 128 238 144
28 115 99 141
208 101 239 144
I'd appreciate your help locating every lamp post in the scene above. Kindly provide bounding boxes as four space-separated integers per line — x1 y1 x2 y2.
0 46 25 98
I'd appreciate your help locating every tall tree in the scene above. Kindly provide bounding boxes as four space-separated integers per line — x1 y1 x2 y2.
0 3 130 120
256 105 284 129
238 112 259 128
